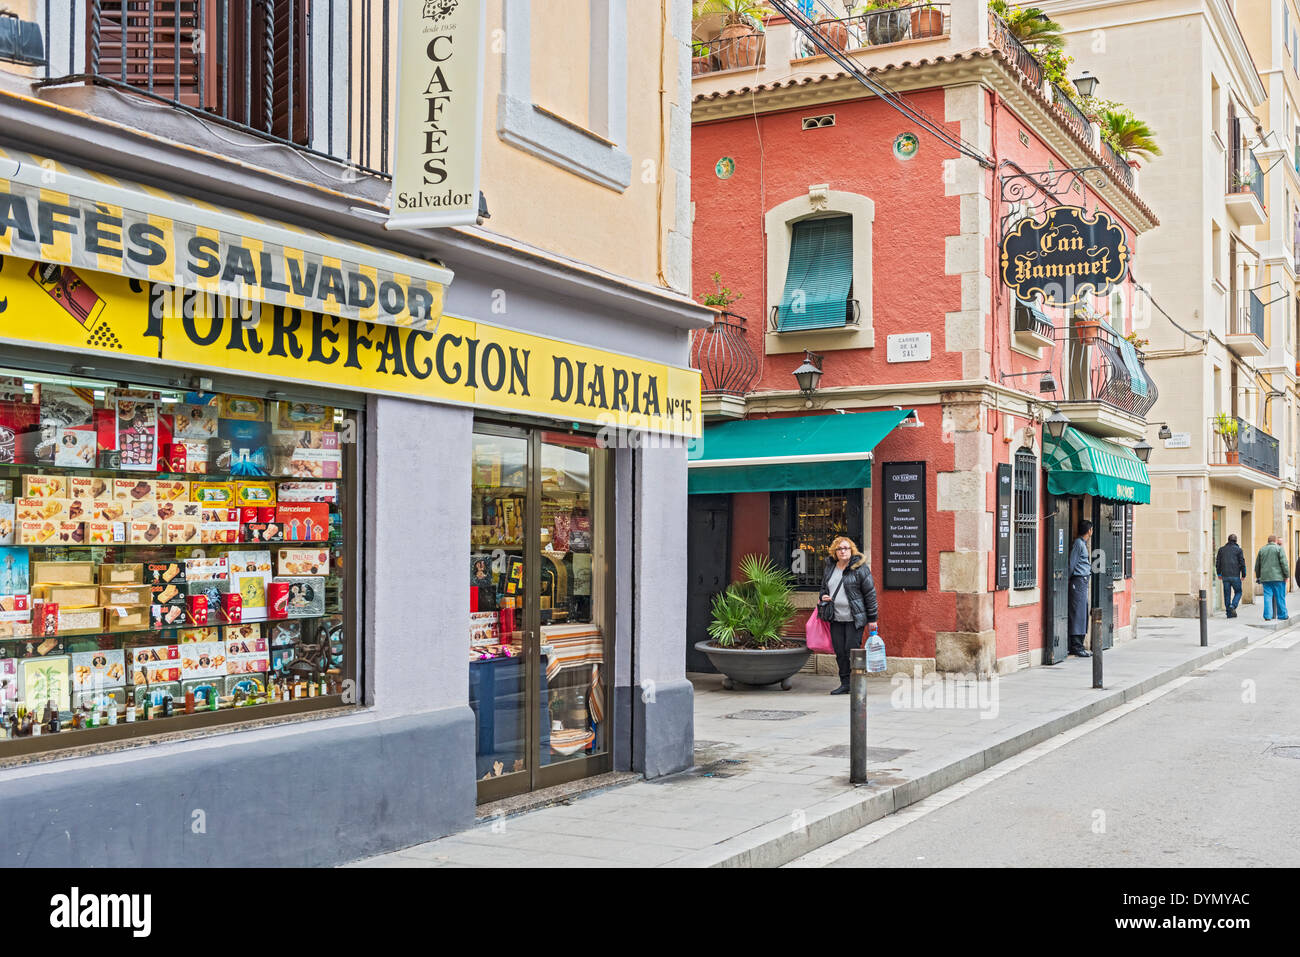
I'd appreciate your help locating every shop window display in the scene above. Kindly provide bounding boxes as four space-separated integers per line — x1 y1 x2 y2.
0 370 356 747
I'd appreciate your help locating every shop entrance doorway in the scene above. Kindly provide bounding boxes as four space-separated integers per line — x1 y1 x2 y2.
686 495 730 674
1043 493 1071 664
1092 499 1116 650
469 423 614 803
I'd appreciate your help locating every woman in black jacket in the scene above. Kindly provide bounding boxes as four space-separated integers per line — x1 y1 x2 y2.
818 536 879 695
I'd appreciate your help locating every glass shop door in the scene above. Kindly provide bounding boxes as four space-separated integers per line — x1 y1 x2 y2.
469 424 613 803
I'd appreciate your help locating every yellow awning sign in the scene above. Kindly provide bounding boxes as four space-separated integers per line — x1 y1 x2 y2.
0 147 451 329
0 254 702 439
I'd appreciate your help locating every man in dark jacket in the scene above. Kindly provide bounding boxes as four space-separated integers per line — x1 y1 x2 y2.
1215 533 1246 618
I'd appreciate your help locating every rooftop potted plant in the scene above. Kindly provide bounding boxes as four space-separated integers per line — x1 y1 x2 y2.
692 39 715 75
696 0 767 71
1214 412 1239 464
695 554 808 690
909 0 945 39
857 1 908 46
700 270 743 318
990 1 1066 48
813 8 850 53
1101 107 1162 164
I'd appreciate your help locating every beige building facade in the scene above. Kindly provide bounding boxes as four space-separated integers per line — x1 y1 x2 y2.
1042 0 1289 615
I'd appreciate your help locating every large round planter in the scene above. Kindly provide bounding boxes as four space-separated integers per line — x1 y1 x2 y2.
910 8 944 39
714 22 764 71
694 640 812 691
865 10 907 46
814 17 849 52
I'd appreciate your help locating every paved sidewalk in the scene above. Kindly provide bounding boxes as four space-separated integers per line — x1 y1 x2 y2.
349 606 1296 868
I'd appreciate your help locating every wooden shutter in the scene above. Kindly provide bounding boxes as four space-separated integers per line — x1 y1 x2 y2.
91 1 217 110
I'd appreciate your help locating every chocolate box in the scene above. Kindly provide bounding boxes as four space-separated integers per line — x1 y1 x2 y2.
33 584 98 608
276 504 329 542
17 520 60 545
114 478 157 502
164 520 201 546
32 561 95 585
146 562 186 587
155 480 190 502
200 523 239 544
234 481 276 507
22 475 67 499
99 563 144 586
92 499 127 522
128 520 165 545
16 497 70 522
273 577 326 618
100 584 151 607
277 548 331 577
191 481 235 505
85 521 124 545
51 522 86 545
106 604 151 632
150 604 188 629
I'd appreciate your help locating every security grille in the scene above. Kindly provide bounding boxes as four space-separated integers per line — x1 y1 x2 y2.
1111 510 1125 582
792 489 854 589
1013 449 1037 589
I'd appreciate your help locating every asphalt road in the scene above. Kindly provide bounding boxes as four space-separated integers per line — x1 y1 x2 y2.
827 635 1300 867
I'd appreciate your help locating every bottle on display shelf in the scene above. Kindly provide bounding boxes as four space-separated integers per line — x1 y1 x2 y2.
106 694 117 726
209 687 219 712
184 690 195 715
125 701 135 723
85 702 97 729
308 675 318 698
161 694 174 719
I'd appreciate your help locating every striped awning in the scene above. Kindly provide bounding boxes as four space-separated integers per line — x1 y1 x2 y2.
1043 426 1150 503
0 146 451 329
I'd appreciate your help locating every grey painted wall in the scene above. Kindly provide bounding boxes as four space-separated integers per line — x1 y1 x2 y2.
365 396 473 714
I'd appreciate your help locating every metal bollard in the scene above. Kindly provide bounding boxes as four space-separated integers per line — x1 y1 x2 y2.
1199 588 1208 647
850 647 868 785
1090 608 1103 689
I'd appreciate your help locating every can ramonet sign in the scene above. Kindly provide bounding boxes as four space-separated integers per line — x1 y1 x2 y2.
1000 205 1129 305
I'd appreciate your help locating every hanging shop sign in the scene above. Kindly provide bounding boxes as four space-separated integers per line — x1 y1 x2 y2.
388 0 487 230
0 254 701 438
881 461 927 590
999 205 1129 305
0 147 452 329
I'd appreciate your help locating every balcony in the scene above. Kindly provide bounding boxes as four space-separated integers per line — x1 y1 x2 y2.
1209 416 1281 489
27 1 388 179
1226 149 1267 226
690 311 759 420
1032 321 1158 440
692 28 765 76
792 4 951 59
1226 290 1268 357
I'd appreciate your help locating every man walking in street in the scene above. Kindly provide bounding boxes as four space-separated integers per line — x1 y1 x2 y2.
1068 520 1093 657
1255 534 1290 622
1215 533 1246 618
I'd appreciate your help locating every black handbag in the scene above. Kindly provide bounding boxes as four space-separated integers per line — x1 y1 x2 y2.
817 572 847 622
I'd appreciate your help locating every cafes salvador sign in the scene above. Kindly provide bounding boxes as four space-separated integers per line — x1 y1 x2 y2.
1000 205 1129 305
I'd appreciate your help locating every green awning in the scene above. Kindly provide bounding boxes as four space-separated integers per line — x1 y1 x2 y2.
687 410 911 494
1043 427 1150 503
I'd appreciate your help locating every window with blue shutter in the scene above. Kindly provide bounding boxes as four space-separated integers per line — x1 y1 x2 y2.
776 216 854 331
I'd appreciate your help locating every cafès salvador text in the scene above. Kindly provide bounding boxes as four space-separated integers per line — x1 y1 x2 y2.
394 33 475 213
0 189 444 327
145 289 697 434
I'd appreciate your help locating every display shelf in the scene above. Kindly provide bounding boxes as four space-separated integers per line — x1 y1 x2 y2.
0 462 348 486
0 614 339 647
12 540 337 549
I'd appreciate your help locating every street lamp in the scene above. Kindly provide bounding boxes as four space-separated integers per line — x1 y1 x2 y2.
1044 409 1071 440
1157 423 1172 440
793 351 823 395
1072 70 1099 99
1133 438 1153 463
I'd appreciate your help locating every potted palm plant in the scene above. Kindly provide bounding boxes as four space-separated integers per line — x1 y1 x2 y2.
695 555 809 691
1101 107 1162 164
696 0 767 71
1214 412 1240 464
909 1 945 38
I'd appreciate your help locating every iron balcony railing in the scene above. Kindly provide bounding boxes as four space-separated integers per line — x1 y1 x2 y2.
1038 321 1159 419
793 3 950 58
1209 416 1281 477
769 299 862 332
692 29 765 75
1230 148 1265 209
1100 136 1134 188
34 1 394 180
988 10 1043 87
690 311 759 397
1051 83 1093 147
1232 290 1266 341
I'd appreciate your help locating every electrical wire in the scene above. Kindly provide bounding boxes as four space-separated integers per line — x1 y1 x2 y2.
766 0 994 168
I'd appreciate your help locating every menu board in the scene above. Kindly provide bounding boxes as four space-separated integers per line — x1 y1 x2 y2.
995 463 1012 591
881 462 927 590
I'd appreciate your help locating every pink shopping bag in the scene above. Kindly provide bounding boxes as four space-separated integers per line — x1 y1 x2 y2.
805 608 833 654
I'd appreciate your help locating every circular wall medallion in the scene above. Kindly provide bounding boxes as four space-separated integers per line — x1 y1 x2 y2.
715 156 736 179
893 133 920 160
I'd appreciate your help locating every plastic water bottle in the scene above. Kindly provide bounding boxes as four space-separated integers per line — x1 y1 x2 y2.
865 625 887 673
